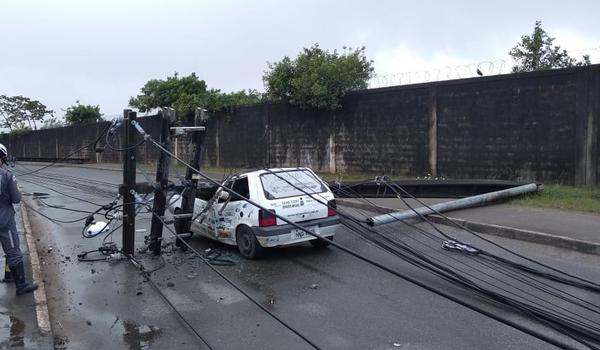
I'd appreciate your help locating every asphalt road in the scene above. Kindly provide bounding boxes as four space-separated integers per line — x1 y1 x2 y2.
13 164 600 350
0 208 53 349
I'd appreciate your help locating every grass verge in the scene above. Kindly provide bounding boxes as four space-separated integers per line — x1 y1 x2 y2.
510 185 600 214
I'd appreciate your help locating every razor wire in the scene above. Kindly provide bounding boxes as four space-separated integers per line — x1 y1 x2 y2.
370 46 600 88
369 59 510 88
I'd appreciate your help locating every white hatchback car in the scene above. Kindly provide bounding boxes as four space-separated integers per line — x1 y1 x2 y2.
169 168 340 258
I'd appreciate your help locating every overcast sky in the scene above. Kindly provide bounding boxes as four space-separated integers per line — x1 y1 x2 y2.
1 0 598 119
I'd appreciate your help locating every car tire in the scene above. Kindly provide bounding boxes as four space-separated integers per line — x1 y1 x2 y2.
236 225 264 259
310 236 333 248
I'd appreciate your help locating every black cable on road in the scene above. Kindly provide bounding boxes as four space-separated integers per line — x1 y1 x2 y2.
17 174 106 206
143 202 321 350
129 256 214 350
142 135 585 350
386 181 600 292
313 177 600 346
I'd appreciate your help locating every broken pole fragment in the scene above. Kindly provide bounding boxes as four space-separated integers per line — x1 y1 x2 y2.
149 108 176 255
122 109 138 256
366 183 541 226
176 108 208 249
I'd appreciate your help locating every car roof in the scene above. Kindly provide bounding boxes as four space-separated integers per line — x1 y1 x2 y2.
239 167 313 177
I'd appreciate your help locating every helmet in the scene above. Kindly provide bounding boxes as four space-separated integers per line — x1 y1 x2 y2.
0 144 6 158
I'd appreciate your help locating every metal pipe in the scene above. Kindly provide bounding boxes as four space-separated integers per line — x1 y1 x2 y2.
366 183 540 226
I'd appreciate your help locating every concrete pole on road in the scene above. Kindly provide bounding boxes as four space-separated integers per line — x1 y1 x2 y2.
149 108 176 255
367 183 540 226
175 108 208 249
122 110 137 256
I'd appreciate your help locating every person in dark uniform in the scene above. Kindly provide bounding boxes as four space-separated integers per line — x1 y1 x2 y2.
0 144 37 295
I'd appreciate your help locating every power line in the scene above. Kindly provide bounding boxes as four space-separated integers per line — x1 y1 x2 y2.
258 168 600 348
140 132 588 350
141 198 322 350
129 256 214 350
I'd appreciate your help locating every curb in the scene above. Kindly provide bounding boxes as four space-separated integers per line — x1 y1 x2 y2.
337 198 600 255
20 201 53 336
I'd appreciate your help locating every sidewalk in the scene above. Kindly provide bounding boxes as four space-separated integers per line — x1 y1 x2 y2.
0 207 53 349
338 197 600 255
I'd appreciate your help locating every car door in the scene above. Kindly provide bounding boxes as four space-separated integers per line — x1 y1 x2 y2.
211 176 251 241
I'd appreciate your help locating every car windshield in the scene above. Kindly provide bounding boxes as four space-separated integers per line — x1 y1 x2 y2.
260 169 327 200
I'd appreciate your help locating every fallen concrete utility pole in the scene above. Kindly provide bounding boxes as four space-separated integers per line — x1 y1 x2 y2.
366 183 540 226
149 108 176 255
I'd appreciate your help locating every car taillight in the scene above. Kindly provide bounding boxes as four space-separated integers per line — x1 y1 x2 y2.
327 200 337 217
259 209 277 227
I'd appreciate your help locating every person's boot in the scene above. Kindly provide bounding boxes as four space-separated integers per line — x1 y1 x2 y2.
2 258 13 283
11 262 37 296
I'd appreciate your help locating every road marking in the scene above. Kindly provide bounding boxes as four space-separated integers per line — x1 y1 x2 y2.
20 200 52 335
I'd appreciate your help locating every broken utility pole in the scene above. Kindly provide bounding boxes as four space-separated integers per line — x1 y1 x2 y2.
122 109 137 256
175 108 208 249
148 108 176 255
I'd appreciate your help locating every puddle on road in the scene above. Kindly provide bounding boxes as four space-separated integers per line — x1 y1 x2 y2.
120 320 162 350
0 309 25 348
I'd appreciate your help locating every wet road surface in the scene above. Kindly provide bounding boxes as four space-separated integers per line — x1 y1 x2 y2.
14 164 600 349
0 208 53 349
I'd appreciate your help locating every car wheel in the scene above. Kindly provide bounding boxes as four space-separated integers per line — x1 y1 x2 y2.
310 236 332 248
236 225 264 259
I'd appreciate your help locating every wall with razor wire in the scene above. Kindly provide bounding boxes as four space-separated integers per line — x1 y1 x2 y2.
2 64 599 185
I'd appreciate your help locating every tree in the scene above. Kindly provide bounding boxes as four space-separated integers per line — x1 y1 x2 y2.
129 72 263 123
24 99 54 130
0 95 20 132
41 116 65 129
509 21 591 73
64 101 103 125
263 44 374 110
0 95 53 131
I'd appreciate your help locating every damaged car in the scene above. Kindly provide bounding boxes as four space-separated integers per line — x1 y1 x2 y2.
169 168 340 258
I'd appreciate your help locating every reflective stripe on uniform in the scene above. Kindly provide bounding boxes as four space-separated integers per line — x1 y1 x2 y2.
7 229 14 249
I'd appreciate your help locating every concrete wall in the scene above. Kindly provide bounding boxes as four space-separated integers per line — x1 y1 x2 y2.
0 115 163 165
2 65 599 185
207 65 598 185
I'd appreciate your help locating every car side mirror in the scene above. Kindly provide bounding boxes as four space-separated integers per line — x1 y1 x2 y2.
218 191 230 201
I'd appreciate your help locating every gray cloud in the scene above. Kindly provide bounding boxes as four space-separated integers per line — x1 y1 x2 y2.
1 0 598 117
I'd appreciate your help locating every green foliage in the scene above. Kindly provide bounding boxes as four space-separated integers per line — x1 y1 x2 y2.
510 21 591 73
511 184 600 214
263 44 374 110
129 72 263 123
64 101 103 125
10 126 32 137
41 116 65 129
0 95 53 131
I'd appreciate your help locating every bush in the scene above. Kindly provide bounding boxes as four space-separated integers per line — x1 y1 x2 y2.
263 44 374 110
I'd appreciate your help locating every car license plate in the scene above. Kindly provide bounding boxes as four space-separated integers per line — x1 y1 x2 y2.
291 226 319 240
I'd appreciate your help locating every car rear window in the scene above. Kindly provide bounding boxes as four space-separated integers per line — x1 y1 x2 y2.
260 170 327 200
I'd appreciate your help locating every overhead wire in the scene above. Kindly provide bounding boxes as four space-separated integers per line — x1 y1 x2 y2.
259 168 600 348
337 180 600 345
335 181 600 316
384 180 600 292
336 182 600 312
139 131 589 350
138 195 322 350
15 122 113 177
129 256 214 350
22 118 599 349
